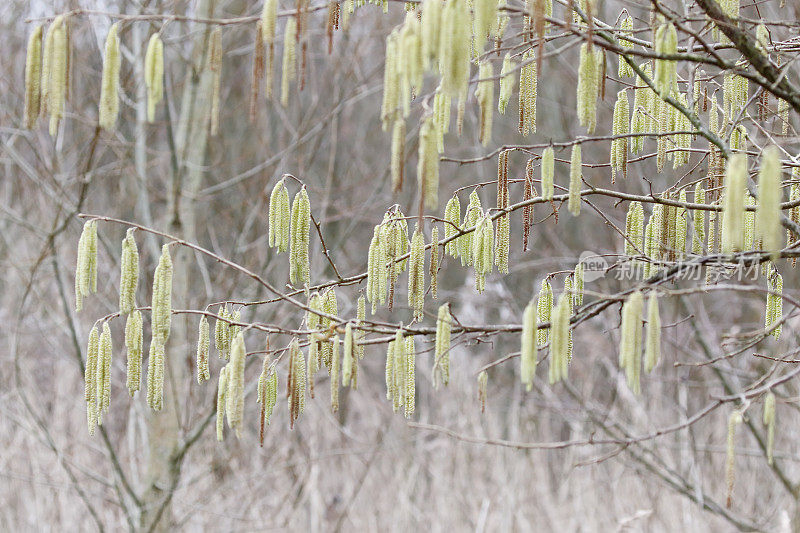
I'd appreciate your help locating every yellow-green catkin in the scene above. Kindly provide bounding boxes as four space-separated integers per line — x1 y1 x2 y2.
430 227 439 300
330 335 340 412
367 225 388 312
541 147 554 200
418 115 439 209
443 196 461 257
459 192 482 266
356 295 366 361
408 227 426 321
268 178 291 253
342 322 356 387
548 291 571 384
144 34 164 122
125 310 143 396
625 201 644 255
518 50 537 135
722 154 747 253
477 370 488 413
261 0 278 99
404 335 416 418
146 339 165 411
215 305 231 360
224 332 245 438
434 303 451 388
289 187 311 285
654 22 677 96
472 215 494 293
619 290 643 394
381 31 400 130
537 279 552 346
611 89 630 182
766 265 783 339
85 325 99 434
520 298 538 391
96 322 113 423
216 366 228 441
744 193 756 250
573 263 585 307
763 392 776 466
617 14 634 78
644 293 661 372
756 146 783 259
151 244 173 343
75 220 98 312
577 43 599 133
568 145 582 216
281 17 297 108
258 364 278 429
24 25 43 129
675 190 688 257
693 184 706 254
421 0 443 67
119 228 139 315
45 15 68 136
438 0 470 99
391 119 405 193
498 53 516 114
473 0 497 52
726 409 743 508
475 61 494 146
196 316 210 384
98 23 121 131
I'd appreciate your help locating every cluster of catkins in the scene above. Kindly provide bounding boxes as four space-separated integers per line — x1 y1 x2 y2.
77 222 172 434
268 179 311 286
24 18 164 133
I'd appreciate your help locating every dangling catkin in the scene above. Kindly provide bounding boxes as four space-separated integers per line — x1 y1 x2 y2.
568 145 582 216
119 228 139 315
289 187 311 285
625 201 644 255
438 0 470 98
342 323 355 387
433 303 451 388
196 316 210 384
216 366 228 441
472 215 494 293
766 266 783 339
721 154 747 253
693 184 706 254
619 290 643 394
330 335 340 412
610 89 629 182
644 293 661 372
75 220 98 312
281 17 297 107
85 325 99 434
215 305 231 360
577 43 599 133
498 53 516 114
675 190 688 258
151 244 173 343
367 226 387 312
654 22 677 96
418 115 439 209
475 61 494 146
98 23 121 131
548 291 571 384
268 178 291 252
408 227 426 321
45 16 67 136
404 336 416 418
541 147 554 200
96 322 113 421
443 196 461 257
287 339 306 429
125 310 143 396
430 226 439 300
146 340 165 411
24 25 43 129
391 119 405 192
763 392 776 466
520 299 538 391
144 34 164 122
756 146 782 259
726 410 743 508
518 50 537 135
537 279 552 346
617 14 634 77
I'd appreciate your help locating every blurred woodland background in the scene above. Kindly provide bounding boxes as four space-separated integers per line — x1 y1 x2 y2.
3 0 800 531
